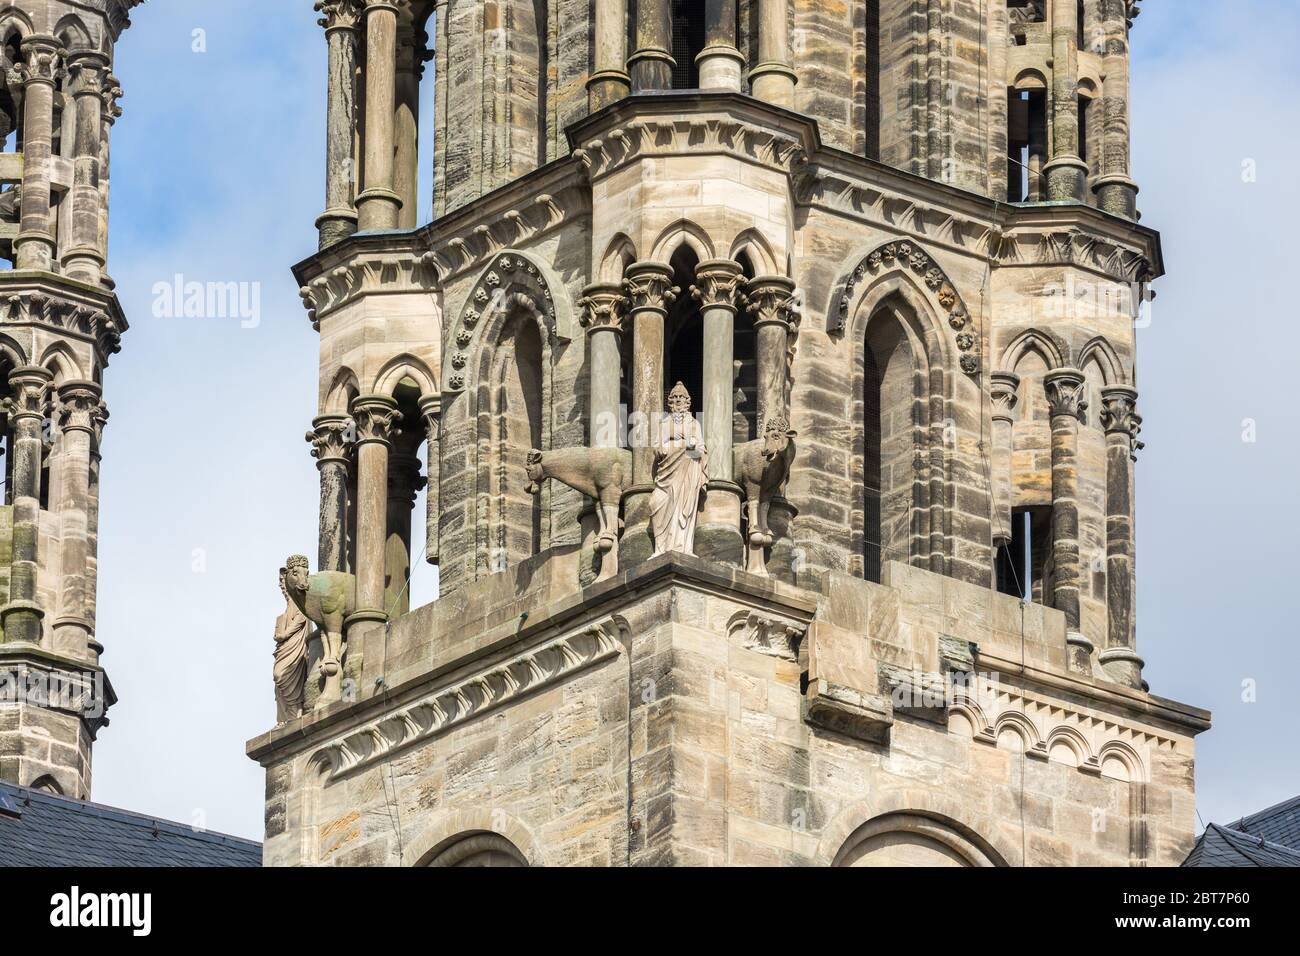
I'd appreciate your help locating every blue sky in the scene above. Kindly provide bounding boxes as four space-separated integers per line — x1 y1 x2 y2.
89 1 1299 841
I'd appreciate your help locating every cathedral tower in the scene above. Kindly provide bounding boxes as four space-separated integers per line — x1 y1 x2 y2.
0 0 139 800
252 0 1209 866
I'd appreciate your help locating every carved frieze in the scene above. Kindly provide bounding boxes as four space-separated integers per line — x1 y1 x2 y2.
309 622 623 782
300 251 439 329
573 117 806 182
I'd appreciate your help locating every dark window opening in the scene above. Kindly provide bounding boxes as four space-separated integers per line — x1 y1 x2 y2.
1077 0 1087 48
864 344 883 584
1003 507 1053 603
535 0 549 166
670 0 705 90
665 246 703 409
865 0 881 160
1077 97 1088 165
733 253 758 444
1005 88 1047 202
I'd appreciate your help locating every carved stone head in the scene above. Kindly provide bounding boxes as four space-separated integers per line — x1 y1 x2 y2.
284 554 311 593
667 381 692 414
524 449 544 494
761 415 796 460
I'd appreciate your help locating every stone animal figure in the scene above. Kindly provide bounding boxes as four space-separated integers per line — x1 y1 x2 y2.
733 416 797 574
525 446 633 556
283 554 357 707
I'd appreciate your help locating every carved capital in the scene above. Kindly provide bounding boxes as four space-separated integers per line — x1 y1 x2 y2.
56 381 103 435
746 275 799 331
578 282 628 333
315 0 364 30
16 35 64 86
351 394 401 445
65 52 109 98
1043 367 1087 421
1100 385 1143 459
690 259 744 312
306 413 354 465
417 395 441 442
622 261 678 315
389 451 426 504
989 372 1021 421
4 365 52 422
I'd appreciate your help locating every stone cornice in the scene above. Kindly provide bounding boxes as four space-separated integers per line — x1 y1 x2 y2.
0 644 117 738
0 272 127 366
297 236 438 328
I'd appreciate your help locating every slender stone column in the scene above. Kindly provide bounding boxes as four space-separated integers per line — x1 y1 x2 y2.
418 395 440 567
13 36 63 271
1098 385 1142 688
1044 0 1088 200
385 446 424 616
51 381 100 660
1043 367 1089 673
628 0 674 92
746 275 797 431
97 75 122 280
588 0 631 109
750 0 796 107
393 22 426 230
85 401 106 644
61 53 108 281
347 394 400 676
307 414 354 573
1094 0 1138 217
579 283 627 447
989 372 1020 547
620 261 676 567
316 0 362 247
1 367 52 645
356 1 402 231
699 0 744 91
692 260 744 565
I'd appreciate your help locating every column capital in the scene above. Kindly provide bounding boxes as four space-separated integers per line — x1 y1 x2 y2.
690 259 744 312
65 51 110 97
417 394 441 440
745 274 799 330
315 0 365 30
351 394 401 445
1043 367 1087 420
16 35 64 87
388 450 425 505
623 261 678 315
990 371 1021 421
579 282 629 333
1100 384 1143 458
307 413 355 465
4 365 53 421
56 380 103 435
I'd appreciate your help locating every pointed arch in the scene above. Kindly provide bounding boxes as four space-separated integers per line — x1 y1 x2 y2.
598 233 637 284
28 774 63 795
1076 335 1125 386
830 240 979 376
372 353 437 399
39 341 83 383
0 9 34 43
323 366 361 415
729 228 778 276
53 14 94 52
649 218 715 264
0 332 28 370
998 327 1066 374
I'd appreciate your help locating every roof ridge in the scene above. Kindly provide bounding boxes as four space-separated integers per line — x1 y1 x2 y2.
1227 793 1300 831
0 781 260 850
1209 823 1300 863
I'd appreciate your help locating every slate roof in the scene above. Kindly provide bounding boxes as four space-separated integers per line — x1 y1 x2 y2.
0 781 262 867
1183 820 1300 867
1226 794 1300 851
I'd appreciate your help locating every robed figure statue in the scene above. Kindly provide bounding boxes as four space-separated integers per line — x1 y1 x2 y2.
650 382 709 556
273 565 311 723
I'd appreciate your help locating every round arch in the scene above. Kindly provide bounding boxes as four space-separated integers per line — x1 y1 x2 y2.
817 792 1014 867
406 809 545 867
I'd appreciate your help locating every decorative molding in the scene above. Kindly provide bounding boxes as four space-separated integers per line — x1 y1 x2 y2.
573 117 806 183
1100 385 1144 460
1043 367 1088 420
300 251 439 328
726 608 805 662
425 183 590 285
309 623 623 782
0 290 123 360
577 283 627 333
306 414 354 465
829 240 981 375
444 251 561 392
949 684 1166 783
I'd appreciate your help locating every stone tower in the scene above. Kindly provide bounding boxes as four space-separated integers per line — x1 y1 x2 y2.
0 0 139 800
251 0 1210 866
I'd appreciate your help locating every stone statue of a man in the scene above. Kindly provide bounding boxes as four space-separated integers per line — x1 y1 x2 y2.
650 382 709 556
273 564 311 723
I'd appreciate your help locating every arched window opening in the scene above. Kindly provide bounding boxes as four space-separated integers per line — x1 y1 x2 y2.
534 0 549 165
385 380 426 617
732 252 757 444
863 306 921 583
422 831 528 867
1076 0 1087 48
670 0 705 90
491 308 544 567
864 0 881 159
1006 86 1047 202
665 246 703 406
